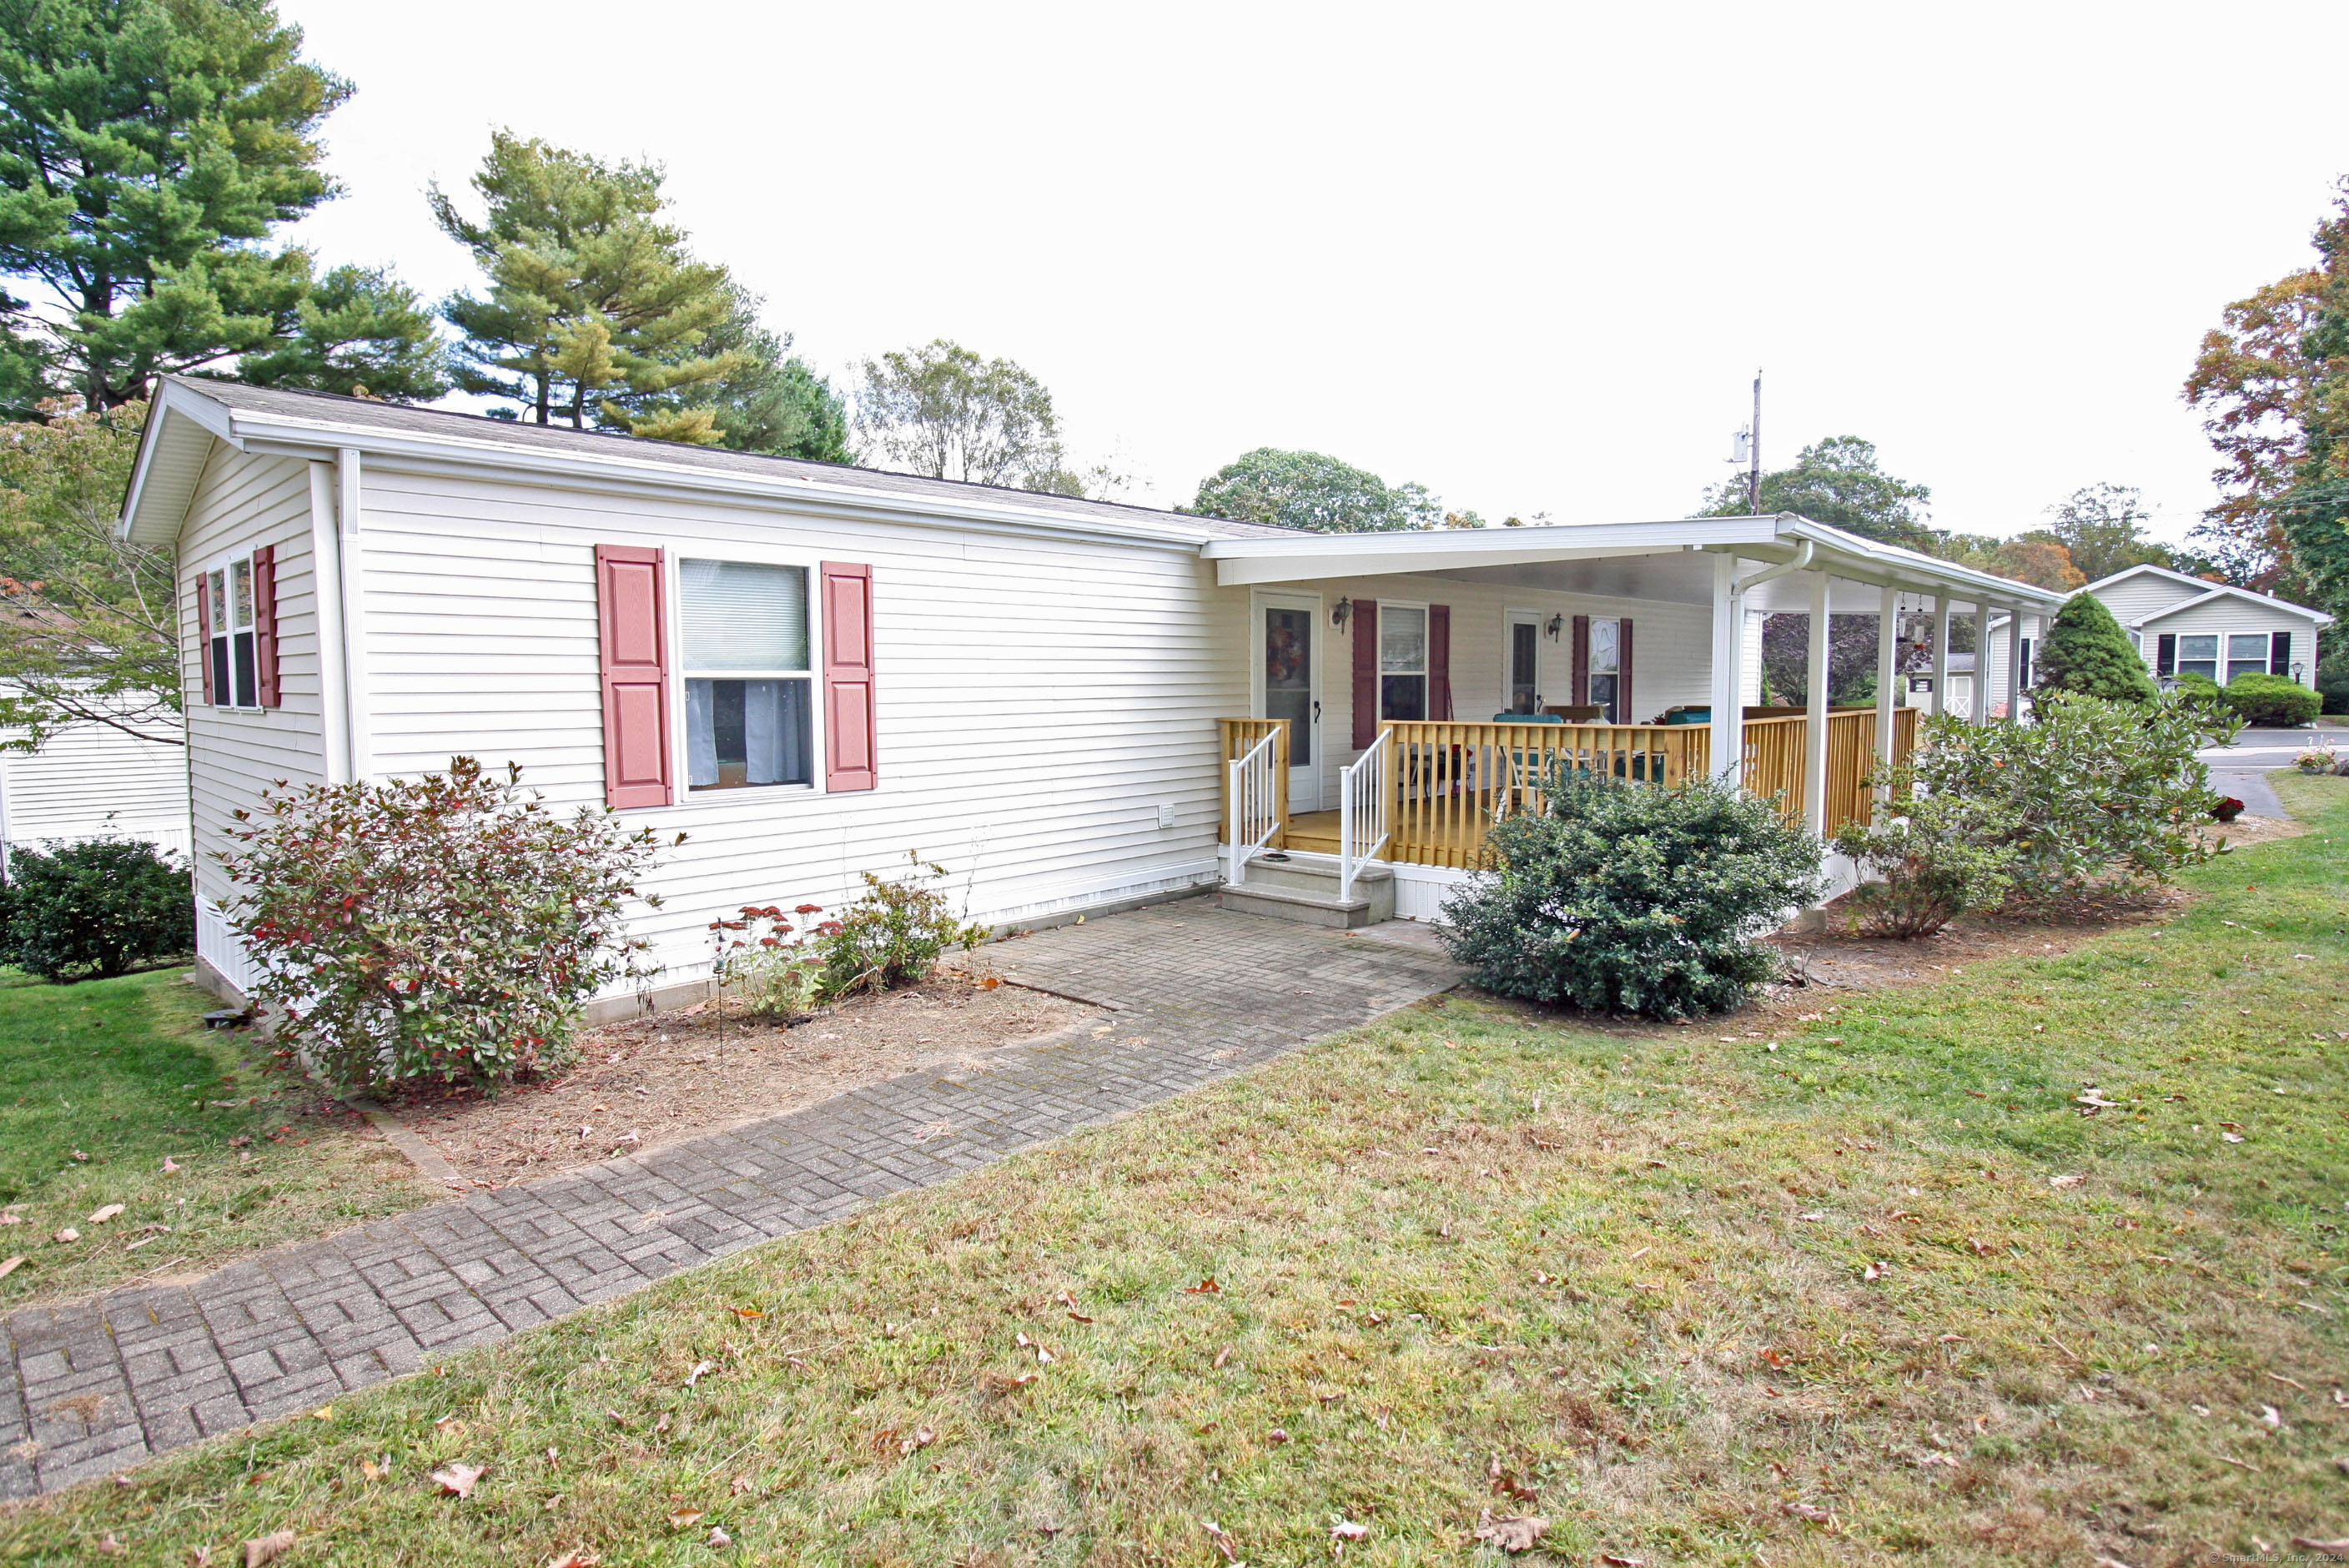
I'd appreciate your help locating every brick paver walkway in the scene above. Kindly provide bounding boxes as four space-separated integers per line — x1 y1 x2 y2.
0 902 1462 1495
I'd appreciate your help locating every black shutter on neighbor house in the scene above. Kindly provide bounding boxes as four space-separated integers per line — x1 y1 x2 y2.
2272 631 2294 676
2155 634 2175 677
1351 601 1378 749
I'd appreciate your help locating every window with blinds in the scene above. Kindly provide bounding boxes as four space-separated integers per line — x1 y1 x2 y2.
679 559 812 790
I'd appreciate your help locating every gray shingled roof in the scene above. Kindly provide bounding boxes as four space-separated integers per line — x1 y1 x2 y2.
174 378 1300 540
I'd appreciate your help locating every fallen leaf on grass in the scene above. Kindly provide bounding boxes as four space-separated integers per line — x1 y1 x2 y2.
727 1305 762 1320
1862 1262 1884 1282
360 1459 382 1482
52 1228 77 1244
1330 1520 1369 1542
430 1462 484 1499
2292 1540 2349 1559
0 1257 21 1281
706 1526 732 1548
898 1425 935 1456
1212 1344 1232 1369
1472 1512 1547 1552
2049 1173 2085 1189
1783 1501 1833 1523
1202 1519 1239 1562
1182 1276 1221 1294
243 1531 295 1566
88 1204 123 1224
544 1552 601 1568
1267 1426 1290 1445
666 1508 702 1530
685 1359 715 1388
1602 1557 1646 1567
2260 1405 2285 1430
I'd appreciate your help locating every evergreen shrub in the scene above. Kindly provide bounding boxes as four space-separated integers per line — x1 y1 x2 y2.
1831 790 2021 939
2220 671 2321 727
0 838 192 981
1437 770 1822 1020
2035 593 2156 704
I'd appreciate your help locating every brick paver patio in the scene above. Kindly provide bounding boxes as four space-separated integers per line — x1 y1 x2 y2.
0 902 1463 1495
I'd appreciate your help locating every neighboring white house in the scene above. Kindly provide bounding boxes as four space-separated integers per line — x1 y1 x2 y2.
2082 563 2331 692
119 379 2065 1008
0 710 189 867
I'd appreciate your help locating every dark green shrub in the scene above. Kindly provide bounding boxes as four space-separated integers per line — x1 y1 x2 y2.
0 838 192 981
2036 593 2156 704
2316 650 2349 715
1436 770 1822 1020
2221 671 2321 727
820 854 985 998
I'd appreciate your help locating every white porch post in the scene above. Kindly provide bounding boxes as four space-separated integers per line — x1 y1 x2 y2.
1803 569 1831 837
1971 602 1993 726
1930 596 1950 719
1708 551 1746 786
1874 584 1899 786
2004 608 2025 722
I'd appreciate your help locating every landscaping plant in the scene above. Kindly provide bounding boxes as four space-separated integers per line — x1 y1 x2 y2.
1438 768 1821 1019
2031 591 2157 704
820 853 986 998
2220 670 2323 727
1903 690 2236 902
1830 787 2022 937
708 902 831 1020
0 837 191 980
221 757 675 1090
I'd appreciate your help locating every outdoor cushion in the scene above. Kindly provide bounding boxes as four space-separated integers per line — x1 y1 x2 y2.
1490 712 1567 724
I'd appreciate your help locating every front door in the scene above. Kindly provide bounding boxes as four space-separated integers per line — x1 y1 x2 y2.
1253 590 1322 811
1503 610 1544 716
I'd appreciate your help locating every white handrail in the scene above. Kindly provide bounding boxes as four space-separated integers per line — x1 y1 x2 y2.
1338 728 1391 901
1225 729 1285 887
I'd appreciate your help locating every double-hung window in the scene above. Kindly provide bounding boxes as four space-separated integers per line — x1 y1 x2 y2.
206 558 258 708
1379 606 1427 721
2225 633 2268 684
680 559 814 790
2175 633 2218 681
1587 617 1622 722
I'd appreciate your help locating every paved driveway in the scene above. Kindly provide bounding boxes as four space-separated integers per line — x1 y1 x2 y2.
0 901 1462 1495
2197 726 2347 818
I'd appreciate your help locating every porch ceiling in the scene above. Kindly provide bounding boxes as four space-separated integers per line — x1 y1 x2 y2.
1200 513 2069 614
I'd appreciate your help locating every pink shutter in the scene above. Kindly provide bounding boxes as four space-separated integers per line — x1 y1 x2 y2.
822 561 877 792
1617 617 1632 722
1428 604 1452 720
1571 615 1591 705
595 545 673 807
194 575 214 706
1351 600 1379 748
252 545 279 707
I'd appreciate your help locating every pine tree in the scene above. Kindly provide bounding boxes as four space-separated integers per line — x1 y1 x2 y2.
0 0 442 406
432 133 763 442
2035 592 2157 705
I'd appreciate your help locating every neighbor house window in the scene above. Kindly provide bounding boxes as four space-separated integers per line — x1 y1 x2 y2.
1380 606 1426 721
2226 632 2267 684
2175 633 2218 681
680 559 812 790
2019 636 2034 688
207 558 257 708
1587 617 1622 722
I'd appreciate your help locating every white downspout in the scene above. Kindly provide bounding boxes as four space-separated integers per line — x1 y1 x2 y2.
335 449 374 779
307 461 351 784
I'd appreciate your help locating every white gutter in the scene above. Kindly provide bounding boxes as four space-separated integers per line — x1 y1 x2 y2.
1733 536 1813 594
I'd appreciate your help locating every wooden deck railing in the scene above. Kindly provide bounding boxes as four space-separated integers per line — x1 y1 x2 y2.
1219 705 1922 872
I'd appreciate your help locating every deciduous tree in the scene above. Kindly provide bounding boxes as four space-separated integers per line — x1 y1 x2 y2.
855 339 1078 491
2040 483 2170 584
1698 435 1935 552
0 0 442 407
1187 446 1440 533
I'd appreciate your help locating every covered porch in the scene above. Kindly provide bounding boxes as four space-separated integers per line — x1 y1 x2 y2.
1205 515 2065 905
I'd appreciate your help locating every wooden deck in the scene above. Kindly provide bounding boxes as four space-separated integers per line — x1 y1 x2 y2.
1284 807 1489 859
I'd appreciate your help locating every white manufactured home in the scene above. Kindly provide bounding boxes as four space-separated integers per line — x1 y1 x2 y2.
2081 563 2332 694
120 380 2065 1008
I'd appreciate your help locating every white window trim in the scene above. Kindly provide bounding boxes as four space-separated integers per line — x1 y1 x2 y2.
199 550 263 712
2169 626 2295 684
665 548 830 804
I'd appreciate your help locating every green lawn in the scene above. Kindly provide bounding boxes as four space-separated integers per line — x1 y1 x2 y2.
3 782 2344 1565
0 967 432 1307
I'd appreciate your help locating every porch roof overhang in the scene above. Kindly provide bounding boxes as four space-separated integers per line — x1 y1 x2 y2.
1200 512 2071 615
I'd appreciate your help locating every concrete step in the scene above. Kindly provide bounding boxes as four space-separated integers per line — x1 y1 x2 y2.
1220 853 1396 928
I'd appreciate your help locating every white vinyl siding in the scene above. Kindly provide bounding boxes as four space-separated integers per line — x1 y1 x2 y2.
0 700 188 862
2139 600 2321 688
178 446 327 907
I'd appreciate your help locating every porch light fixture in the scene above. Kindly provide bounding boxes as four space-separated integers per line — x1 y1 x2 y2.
1545 615 1563 641
2294 661 2306 681
1331 597 1352 631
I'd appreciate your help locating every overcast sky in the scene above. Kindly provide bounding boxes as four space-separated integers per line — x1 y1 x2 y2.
277 1 2349 543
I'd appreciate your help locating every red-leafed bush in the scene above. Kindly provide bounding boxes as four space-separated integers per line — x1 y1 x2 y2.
220 756 676 1090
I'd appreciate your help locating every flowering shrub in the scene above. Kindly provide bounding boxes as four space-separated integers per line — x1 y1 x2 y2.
820 854 986 998
709 902 832 1020
221 757 675 1090
1903 690 2236 902
2211 795 2246 823
1438 769 1822 1020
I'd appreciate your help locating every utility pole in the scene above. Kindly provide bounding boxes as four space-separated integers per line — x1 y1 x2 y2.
1748 369 1763 513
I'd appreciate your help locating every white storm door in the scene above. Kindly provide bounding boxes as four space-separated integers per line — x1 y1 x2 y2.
1252 590 1323 811
1502 611 1544 716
